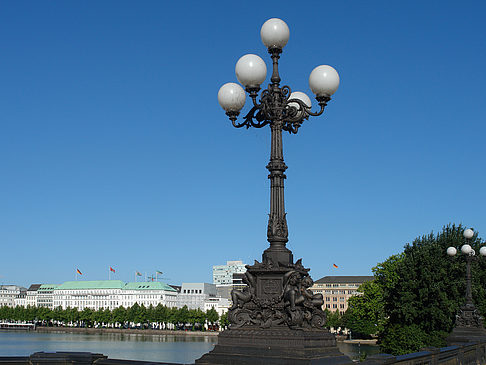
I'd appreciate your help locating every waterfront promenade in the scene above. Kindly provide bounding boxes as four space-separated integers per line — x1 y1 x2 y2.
35 326 219 337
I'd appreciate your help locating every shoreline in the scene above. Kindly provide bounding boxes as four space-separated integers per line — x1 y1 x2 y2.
35 326 219 336
33 327 377 344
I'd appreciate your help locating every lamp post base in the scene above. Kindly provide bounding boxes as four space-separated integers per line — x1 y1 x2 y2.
447 303 486 345
446 326 486 345
195 328 352 365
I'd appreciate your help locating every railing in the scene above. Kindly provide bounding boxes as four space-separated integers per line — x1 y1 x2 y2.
0 341 485 364
365 341 486 365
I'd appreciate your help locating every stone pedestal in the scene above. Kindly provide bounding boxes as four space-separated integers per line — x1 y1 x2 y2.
447 303 486 345
195 258 351 365
195 328 352 365
447 326 486 345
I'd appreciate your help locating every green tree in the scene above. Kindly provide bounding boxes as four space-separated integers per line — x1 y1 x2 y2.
325 309 342 329
176 306 189 330
377 224 486 355
343 280 384 338
219 312 229 329
154 304 169 329
112 306 127 327
80 308 94 327
206 308 219 330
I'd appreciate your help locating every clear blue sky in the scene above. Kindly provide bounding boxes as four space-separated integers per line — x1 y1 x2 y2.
1 1 485 288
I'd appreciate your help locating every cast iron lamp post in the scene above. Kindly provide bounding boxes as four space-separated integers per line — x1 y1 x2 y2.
217 18 339 266
196 18 350 365
446 228 486 344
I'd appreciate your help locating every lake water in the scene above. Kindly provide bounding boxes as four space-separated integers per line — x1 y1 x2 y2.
0 330 379 363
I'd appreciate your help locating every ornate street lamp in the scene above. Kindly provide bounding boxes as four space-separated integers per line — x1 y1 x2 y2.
197 18 349 364
217 18 338 266
446 228 486 344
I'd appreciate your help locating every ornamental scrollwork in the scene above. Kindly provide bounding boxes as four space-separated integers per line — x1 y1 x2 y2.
229 83 330 134
455 303 484 328
228 261 327 331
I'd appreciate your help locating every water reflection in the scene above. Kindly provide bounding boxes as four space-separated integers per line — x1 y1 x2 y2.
338 341 381 361
1 331 378 363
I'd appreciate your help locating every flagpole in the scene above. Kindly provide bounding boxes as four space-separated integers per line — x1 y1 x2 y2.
109 267 111 281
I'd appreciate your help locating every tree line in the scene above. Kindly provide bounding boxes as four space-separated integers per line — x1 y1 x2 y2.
0 303 228 331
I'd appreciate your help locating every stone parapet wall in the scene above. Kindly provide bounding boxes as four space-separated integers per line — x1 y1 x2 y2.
365 342 486 365
1 341 485 365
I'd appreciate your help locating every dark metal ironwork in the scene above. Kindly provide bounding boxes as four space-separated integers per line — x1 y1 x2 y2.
196 20 349 365
222 48 332 331
453 250 484 329
446 235 486 345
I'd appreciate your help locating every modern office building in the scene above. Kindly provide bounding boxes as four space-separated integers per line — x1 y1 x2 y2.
176 283 217 310
212 260 246 285
216 272 247 300
310 276 374 313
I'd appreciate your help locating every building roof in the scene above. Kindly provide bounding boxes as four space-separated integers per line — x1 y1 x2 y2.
169 285 181 293
38 284 60 292
315 276 374 284
56 280 125 290
27 284 42 292
54 280 177 292
123 282 176 292
0 285 25 291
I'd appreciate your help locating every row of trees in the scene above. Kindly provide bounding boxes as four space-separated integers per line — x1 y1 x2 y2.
0 303 229 331
343 224 486 355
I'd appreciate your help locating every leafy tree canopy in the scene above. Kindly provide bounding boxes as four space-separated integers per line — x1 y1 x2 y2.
376 224 486 355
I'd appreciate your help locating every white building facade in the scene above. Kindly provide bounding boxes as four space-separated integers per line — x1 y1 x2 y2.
53 280 178 311
204 297 231 317
176 283 217 310
37 284 59 309
0 285 26 307
25 284 42 307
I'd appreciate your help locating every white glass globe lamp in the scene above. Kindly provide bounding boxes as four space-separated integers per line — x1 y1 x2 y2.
446 247 457 256
260 18 290 49
217 83 246 112
309 65 340 97
461 244 472 255
480 247 486 256
235 54 267 89
464 228 474 239
288 91 312 116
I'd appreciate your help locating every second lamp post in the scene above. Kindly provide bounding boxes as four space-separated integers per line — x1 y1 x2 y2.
447 228 486 344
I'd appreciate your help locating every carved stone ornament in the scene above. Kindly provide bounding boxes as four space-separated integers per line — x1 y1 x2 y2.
454 303 484 328
267 213 288 240
229 259 326 331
